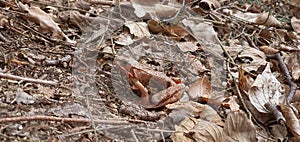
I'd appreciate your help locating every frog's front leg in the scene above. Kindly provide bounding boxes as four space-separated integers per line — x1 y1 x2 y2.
146 83 185 109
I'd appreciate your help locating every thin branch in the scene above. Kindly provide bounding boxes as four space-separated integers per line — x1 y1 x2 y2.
0 115 130 125
89 0 115 6
267 53 297 104
0 72 58 86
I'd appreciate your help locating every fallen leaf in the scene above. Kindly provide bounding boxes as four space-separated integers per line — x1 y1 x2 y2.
18 2 76 44
255 12 282 27
284 52 300 80
131 1 178 19
222 95 240 112
188 75 212 101
248 63 283 113
172 117 223 142
237 46 267 72
291 17 300 33
223 111 256 142
238 66 254 93
131 0 160 6
14 88 35 105
258 45 279 55
125 22 151 38
176 42 199 52
280 105 300 138
166 101 223 126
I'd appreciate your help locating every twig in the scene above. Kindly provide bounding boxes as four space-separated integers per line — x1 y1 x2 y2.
267 53 297 104
89 0 115 6
0 115 130 125
29 1 104 17
0 72 58 86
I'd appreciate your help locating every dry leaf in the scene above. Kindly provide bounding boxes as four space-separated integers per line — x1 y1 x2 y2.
223 111 256 142
237 46 267 72
255 12 281 27
248 63 283 113
14 88 35 105
291 17 300 33
188 75 212 101
176 42 199 52
125 22 151 38
284 52 300 80
172 117 223 142
18 2 76 44
280 105 300 138
131 0 160 6
222 96 240 112
258 45 279 55
166 101 223 126
182 19 219 46
131 1 178 19
238 66 254 93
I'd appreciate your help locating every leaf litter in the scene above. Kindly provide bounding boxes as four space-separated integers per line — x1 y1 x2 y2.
0 0 299 141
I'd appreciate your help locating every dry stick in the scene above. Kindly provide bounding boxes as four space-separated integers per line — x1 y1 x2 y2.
0 115 129 125
89 0 115 5
0 72 58 86
268 53 297 104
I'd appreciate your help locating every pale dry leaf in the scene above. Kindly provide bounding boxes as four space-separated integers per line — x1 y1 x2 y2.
172 117 223 142
255 12 281 27
188 75 212 101
291 17 300 33
284 52 300 80
18 2 76 44
125 22 151 38
191 119 223 142
131 0 160 6
176 42 199 52
131 2 178 19
14 88 35 105
248 63 282 113
280 105 300 138
182 19 219 46
237 46 267 72
222 96 240 112
232 11 259 23
166 101 223 126
115 34 134 45
223 111 256 142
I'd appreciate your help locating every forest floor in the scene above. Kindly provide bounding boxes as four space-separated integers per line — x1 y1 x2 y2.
0 0 299 141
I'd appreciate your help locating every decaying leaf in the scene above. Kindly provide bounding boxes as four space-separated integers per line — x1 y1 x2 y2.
284 52 300 80
125 22 151 38
223 111 256 142
258 45 279 55
222 95 240 112
232 11 281 27
131 1 178 19
237 46 267 72
18 2 76 44
188 75 212 101
238 66 254 93
182 19 219 47
172 117 223 142
14 88 35 105
291 17 300 33
255 12 282 27
280 105 300 138
166 101 223 126
248 63 283 113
